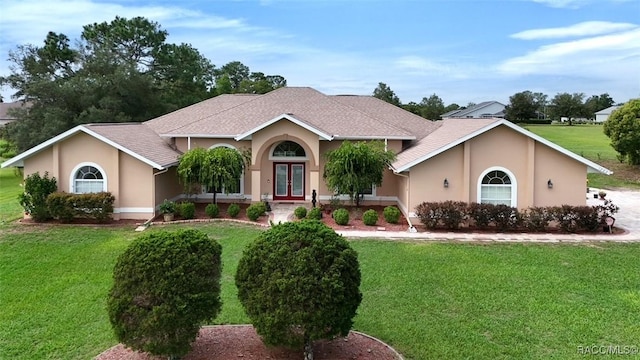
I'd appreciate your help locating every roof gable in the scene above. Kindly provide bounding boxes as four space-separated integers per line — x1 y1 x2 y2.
392 118 612 175
235 113 333 140
1 124 180 169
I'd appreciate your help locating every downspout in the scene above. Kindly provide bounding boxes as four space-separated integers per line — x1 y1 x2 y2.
188 136 191 150
139 168 171 229
392 171 416 232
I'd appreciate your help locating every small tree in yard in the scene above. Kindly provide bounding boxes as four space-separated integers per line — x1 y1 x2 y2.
177 146 247 204
603 99 640 165
108 229 222 359
235 221 362 360
323 140 396 207
18 171 57 221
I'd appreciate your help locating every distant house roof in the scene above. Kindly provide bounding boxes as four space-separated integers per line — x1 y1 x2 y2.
441 101 506 119
0 101 30 126
595 105 620 115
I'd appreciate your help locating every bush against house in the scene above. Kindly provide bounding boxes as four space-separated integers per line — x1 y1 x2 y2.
46 192 115 223
235 221 362 359
107 229 222 358
18 171 57 221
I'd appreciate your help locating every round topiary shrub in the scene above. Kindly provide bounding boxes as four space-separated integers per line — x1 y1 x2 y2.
235 221 362 359
294 206 307 219
332 208 350 225
362 209 378 226
107 229 222 359
246 203 263 221
307 207 322 220
227 203 241 218
383 206 400 224
205 203 219 218
178 202 195 219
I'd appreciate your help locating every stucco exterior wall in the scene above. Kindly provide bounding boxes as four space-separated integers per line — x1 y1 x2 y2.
533 143 586 206
24 147 54 178
117 152 154 217
154 167 183 206
408 145 464 211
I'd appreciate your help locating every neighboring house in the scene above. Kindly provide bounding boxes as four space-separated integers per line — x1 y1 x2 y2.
0 101 28 127
1 87 611 223
441 101 506 119
594 105 620 123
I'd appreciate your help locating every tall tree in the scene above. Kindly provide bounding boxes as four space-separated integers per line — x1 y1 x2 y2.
419 93 445 120
443 103 460 114
549 92 585 126
505 91 538 122
603 99 640 165
584 93 615 118
323 140 396 207
372 82 401 106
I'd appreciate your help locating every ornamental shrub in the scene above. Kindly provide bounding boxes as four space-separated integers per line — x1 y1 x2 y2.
307 207 322 220
246 203 263 221
178 202 196 219
332 208 350 225
107 229 222 359
522 207 552 232
491 204 521 231
45 192 75 223
227 203 241 218
235 221 361 360
550 205 578 233
383 205 400 224
440 201 468 230
205 203 220 218
573 206 601 232
294 206 307 219
415 202 441 229
468 202 494 229
362 209 378 226
18 171 57 222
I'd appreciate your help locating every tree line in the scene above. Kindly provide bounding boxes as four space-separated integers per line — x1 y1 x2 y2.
371 82 617 124
0 16 286 151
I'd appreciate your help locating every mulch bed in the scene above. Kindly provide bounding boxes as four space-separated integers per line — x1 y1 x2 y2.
317 205 409 232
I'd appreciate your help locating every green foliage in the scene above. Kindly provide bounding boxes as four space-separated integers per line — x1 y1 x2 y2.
18 172 57 222
307 207 322 220
235 221 361 353
294 206 307 219
323 140 396 207
159 199 176 214
372 82 401 106
45 192 115 223
491 204 521 232
332 208 350 225
362 209 378 226
227 203 240 218
603 99 640 165
177 202 195 219
246 203 263 221
505 90 548 122
549 92 586 125
522 207 552 232
0 139 18 158
177 146 247 203
468 203 493 229
205 203 219 218
382 205 400 224
254 201 267 215
107 229 222 358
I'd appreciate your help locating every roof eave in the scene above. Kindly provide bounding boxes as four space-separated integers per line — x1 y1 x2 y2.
235 113 333 141
159 134 238 139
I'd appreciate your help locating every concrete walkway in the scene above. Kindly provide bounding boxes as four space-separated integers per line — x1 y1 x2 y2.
270 190 640 242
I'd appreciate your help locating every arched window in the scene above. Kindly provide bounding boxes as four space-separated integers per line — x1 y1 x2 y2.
272 141 305 157
478 167 516 206
70 163 107 193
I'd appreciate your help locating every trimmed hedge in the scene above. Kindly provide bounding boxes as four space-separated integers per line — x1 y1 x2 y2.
383 206 401 224
46 191 115 223
332 208 350 226
307 207 322 220
362 209 378 226
205 203 219 218
227 203 241 218
246 203 263 221
294 206 307 219
177 202 196 219
415 201 618 233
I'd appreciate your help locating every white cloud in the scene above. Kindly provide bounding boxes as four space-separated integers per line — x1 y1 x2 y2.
531 0 590 8
499 28 640 79
511 21 638 40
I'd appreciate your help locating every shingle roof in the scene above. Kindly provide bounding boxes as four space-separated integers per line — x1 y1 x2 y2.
85 123 181 168
148 87 425 140
594 105 620 115
441 101 505 118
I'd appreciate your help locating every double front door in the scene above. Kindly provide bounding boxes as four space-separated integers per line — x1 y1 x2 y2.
273 163 304 200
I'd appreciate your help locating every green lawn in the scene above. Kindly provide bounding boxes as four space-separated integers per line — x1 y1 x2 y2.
0 166 24 224
524 124 640 189
2 223 639 359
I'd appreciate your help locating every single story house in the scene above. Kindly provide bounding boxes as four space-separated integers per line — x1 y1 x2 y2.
1 87 611 223
594 105 620 123
440 101 506 119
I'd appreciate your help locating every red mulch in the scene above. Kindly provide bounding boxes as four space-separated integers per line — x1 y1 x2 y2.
95 325 402 360
317 205 409 232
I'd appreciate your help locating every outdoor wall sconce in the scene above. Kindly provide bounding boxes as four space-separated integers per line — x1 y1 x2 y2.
547 179 553 189
443 178 449 188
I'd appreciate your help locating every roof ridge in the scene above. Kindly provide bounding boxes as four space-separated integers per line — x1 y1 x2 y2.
327 95 415 138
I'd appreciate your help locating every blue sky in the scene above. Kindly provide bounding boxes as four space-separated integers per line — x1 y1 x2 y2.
1 0 638 105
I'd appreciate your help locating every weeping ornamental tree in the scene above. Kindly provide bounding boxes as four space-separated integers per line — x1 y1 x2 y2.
235 221 362 360
323 140 396 207
177 147 247 203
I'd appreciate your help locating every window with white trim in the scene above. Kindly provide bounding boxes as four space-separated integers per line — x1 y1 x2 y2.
480 170 513 206
73 165 105 193
273 141 305 157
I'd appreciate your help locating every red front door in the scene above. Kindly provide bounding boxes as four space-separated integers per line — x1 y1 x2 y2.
273 163 305 200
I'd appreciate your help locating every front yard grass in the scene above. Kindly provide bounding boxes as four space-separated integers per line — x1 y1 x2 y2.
2 223 639 359
0 166 24 224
